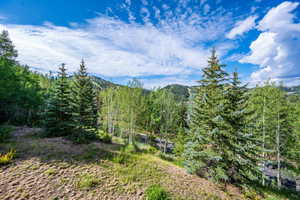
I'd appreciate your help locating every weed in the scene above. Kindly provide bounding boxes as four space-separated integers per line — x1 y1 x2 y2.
76 173 101 190
0 149 16 165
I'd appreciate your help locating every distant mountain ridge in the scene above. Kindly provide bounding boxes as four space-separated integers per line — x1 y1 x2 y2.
90 76 300 100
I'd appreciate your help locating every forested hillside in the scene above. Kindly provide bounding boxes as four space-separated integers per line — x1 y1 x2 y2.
1 30 300 200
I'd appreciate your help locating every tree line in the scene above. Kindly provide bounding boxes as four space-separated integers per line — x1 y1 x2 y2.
0 30 299 188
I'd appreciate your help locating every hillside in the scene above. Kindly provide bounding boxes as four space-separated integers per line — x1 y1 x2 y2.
1 127 298 200
91 76 120 89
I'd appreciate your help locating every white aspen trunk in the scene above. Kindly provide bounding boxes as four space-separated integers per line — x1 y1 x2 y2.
276 111 281 189
129 108 133 145
262 96 266 186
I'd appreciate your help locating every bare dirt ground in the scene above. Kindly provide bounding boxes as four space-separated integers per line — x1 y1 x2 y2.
0 127 244 200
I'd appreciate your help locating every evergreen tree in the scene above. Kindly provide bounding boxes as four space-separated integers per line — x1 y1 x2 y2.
221 72 261 183
183 49 229 182
184 50 261 184
70 60 98 142
44 64 73 136
0 30 17 61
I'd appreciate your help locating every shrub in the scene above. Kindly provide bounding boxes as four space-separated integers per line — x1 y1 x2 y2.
147 146 158 154
97 130 112 143
123 143 139 153
145 184 170 200
0 126 13 143
0 149 16 165
158 152 174 162
69 126 98 144
76 173 101 190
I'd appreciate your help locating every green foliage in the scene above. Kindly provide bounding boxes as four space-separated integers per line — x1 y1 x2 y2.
145 184 170 200
70 60 98 142
184 49 261 184
158 152 174 162
173 127 186 157
112 151 132 164
0 125 13 142
97 130 112 143
76 173 101 190
123 143 139 153
44 64 73 137
69 126 98 144
0 149 16 165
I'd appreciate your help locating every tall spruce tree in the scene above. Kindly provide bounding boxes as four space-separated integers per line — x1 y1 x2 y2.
184 50 261 184
70 59 98 142
183 49 229 182
221 71 261 183
44 64 73 136
0 30 17 62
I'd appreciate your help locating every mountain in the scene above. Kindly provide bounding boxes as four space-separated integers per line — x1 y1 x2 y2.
91 76 120 89
280 85 300 95
162 84 191 101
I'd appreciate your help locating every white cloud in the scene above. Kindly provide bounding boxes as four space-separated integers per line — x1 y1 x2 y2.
0 2 232 78
240 1 300 85
0 0 234 87
226 15 257 39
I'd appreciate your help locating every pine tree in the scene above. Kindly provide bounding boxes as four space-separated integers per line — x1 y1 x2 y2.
221 71 261 183
70 59 98 142
0 30 17 62
44 64 73 136
183 49 229 182
184 50 261 184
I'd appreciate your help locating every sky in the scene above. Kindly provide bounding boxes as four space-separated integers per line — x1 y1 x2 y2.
0 0 299 89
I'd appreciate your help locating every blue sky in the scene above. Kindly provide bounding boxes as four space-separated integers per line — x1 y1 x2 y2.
0 0 299 88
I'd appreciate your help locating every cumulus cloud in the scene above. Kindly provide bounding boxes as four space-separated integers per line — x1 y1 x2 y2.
0 0 233 88
226 15 258 39
240 1 300 85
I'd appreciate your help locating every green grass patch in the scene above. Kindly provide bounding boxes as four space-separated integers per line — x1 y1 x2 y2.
0 149 16 165
145 184 170 200
114 154 167 187
76 173 101 190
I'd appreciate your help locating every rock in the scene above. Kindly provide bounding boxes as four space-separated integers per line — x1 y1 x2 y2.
296 177 300 192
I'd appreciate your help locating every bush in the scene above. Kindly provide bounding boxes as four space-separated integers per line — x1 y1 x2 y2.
69 126 98 144
145 184 170 200
158 152 174 162
0 149 16 165
147 146 158 154
97 130 112 143
123 143 139 153
0 126 13 143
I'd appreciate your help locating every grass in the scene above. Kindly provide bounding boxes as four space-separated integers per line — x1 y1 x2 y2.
243 182 300 200
45 168 57 176
76 173 101 190
0 149 16 165
145 184 170 200
113 153 168 191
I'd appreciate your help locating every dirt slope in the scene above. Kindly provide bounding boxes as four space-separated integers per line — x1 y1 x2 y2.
0 127 244 200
